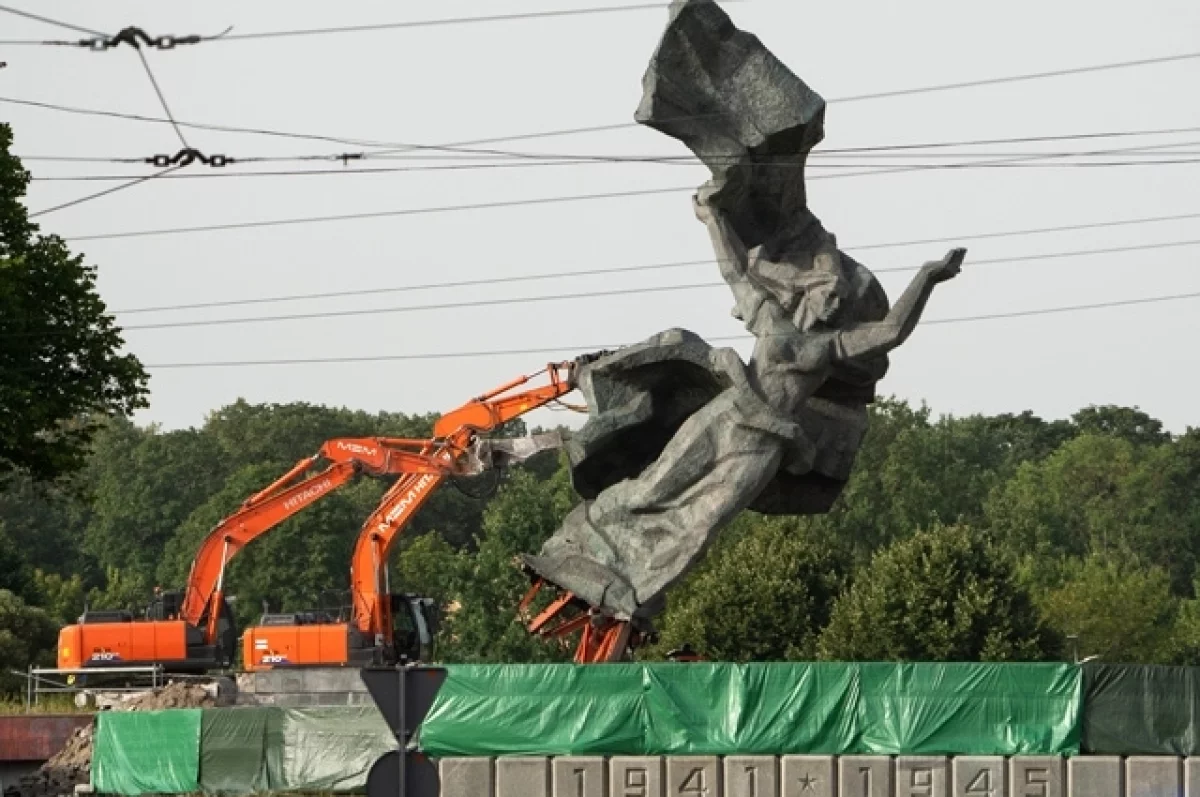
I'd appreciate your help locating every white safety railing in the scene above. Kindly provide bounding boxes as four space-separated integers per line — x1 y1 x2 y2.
16 666 164 711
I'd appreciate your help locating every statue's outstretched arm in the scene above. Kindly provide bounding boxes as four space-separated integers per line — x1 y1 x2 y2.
834 248 966 362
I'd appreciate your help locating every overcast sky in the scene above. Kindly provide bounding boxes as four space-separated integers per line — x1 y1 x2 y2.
4 0 1199 433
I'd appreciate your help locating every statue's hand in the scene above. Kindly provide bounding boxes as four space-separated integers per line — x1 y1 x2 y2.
692 181 721 223
922 247 967 284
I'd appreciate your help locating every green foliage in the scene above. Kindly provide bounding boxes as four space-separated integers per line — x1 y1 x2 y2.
82 420 229 586
86 567 152 613
0 520 30 596
29 570 86 626
1035 554 1179 664
1071 405 1170 446
986 432 1199 593
0 123 148 482
649 516 847 661
436 468 577 663
0 589 57 692
817 524 1061 662
1 392 1197 680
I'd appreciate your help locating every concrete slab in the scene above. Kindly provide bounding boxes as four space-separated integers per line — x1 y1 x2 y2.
610 757 664 797
839 756 892 797
725 755 777 797
666 757 719 797
1186 758 1200 797
951 756 1005 797
1010 756 1064 797
896 756 948 797
497 757 550 797
439 757 493 797
1125 757 1180 797
781 755 834 797
554 757 606 797
1068 757 1120 797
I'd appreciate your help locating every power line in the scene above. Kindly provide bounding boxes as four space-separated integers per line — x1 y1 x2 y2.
0 3 730 46
213 3 724 42
0 4 103 37
108 210 1200 315
135 48 189 148
101 237 1200 333
62 145 1200 242
67 185 694 241
834 50 1200 104
137 289 1200 370
29 166 179 218
26 156 1200 182
6 43 1200 155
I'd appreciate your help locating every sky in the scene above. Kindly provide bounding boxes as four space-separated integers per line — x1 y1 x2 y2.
3 0 1199 433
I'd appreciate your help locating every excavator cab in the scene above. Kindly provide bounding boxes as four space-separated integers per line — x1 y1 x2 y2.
390 595 438 664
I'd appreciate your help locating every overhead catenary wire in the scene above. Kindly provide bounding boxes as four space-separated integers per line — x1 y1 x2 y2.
210 3 737 42
109 209 1200 315
0 2 739 46
6 44 1200 157
99 237 1200 333
29 165 180 218
32 136 1200 231
0 3 103 37
21 127 1200 172
27 156 1200 182
136 289 1200 370
134 48 189 148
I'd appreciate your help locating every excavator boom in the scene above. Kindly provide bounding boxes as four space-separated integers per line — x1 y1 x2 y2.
244 361 584 671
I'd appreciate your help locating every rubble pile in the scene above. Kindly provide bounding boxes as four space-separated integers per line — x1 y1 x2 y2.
4 681 217 797
100 681 215 712
4 724 92 797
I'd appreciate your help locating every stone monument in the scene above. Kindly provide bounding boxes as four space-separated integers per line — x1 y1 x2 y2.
522 0 966 628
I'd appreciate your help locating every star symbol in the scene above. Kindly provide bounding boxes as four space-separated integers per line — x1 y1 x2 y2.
798 773 818 792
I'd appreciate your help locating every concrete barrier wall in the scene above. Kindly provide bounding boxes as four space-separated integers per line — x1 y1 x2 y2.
437 755 1197 797
234 668 372 706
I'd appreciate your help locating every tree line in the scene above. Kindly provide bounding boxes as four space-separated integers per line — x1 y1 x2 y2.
3 398 1199 688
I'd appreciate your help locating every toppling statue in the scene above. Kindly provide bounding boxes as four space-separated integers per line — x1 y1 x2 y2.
521 0 966 635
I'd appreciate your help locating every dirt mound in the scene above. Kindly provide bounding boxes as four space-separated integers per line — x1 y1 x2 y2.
6 681 218 797
105 681 216 711
7 724 92 797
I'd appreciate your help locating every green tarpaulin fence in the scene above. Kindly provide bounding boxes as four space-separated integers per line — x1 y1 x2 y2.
199 707 270 795
100 662 1200 794
267 707 394 792
1082 663 1200 756
418 662 1082 757
92 709 202 795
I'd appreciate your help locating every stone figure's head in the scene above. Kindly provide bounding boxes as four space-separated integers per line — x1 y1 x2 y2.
792 247 849 331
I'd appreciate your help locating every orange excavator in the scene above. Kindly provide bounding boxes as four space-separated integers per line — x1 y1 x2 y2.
58 360 585 674
57 437 485 672
242 361 582 670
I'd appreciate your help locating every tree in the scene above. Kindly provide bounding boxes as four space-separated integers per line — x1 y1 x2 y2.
986 433 1200 594
648 515 846 661
0 589 58 694
818 524 1060 661
1036 553 1178 664
438 466 576 663
0 123 147 482
30 570 86 626
1071 405 1170 447
0 521 30 597
82 419 229 585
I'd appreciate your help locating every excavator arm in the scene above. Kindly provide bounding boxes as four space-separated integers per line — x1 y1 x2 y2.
179 437 476 646
348 362 581 643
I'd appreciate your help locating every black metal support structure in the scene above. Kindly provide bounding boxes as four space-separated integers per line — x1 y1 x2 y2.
361 665 448 797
